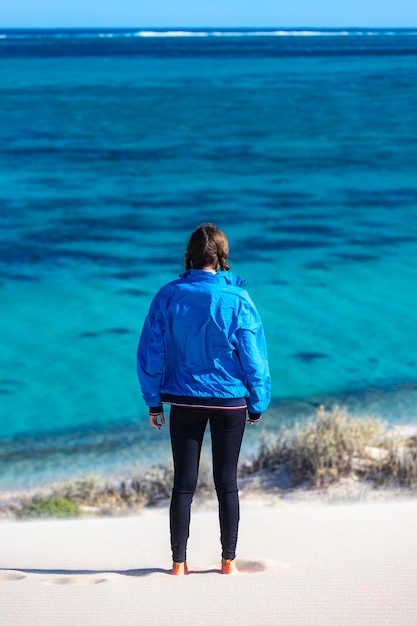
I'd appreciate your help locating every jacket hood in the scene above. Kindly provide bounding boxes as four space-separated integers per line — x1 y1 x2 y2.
179 269 245 287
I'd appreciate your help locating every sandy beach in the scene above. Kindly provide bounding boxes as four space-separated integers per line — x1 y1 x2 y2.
1 498 417 626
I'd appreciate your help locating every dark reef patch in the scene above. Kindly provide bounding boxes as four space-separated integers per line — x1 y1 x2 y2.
58 213 157 233
105 327 133 335
293 352 329 363
342 188 417 208
110 271 147 280
304 261 330 271
0 379 22 394
24 228 130 245
0 270 39 282
348 235 417 248
116 288 149 297
238 236 334 251
0 239 143 268
335 252 380 262
78 331 100 339
268 223 342 237
79 327 133 338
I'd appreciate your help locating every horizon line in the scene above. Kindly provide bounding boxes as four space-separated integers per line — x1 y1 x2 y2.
1 25 417 30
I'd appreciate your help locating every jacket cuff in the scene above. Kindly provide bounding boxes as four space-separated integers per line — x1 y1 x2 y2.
248 412 262 422
149 405 163 414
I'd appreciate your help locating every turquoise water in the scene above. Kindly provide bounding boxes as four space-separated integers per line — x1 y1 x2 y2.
1 29 417 488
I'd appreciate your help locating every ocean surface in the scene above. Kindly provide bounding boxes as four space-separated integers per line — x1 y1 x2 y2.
1 28 417 489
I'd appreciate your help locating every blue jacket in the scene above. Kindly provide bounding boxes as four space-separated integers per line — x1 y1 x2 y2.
137 269 270 415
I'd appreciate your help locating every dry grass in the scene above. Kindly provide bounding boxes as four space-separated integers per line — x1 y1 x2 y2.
368 431 417 488
241 405 417 490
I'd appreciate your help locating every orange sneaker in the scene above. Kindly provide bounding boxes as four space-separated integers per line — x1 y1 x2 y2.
171 562 188 576
221 558 236 574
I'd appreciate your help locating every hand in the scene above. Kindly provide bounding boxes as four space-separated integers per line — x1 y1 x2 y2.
247 412 262 426
149 412 165 431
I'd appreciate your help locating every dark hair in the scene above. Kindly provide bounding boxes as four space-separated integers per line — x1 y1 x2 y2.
185 224 230 271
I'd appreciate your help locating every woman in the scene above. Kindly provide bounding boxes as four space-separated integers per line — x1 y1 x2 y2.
137 224 270 575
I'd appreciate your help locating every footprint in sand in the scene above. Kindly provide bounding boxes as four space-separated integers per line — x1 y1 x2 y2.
42 576 107 586
192 559 291 575
0 572 26 581
236 560 291 574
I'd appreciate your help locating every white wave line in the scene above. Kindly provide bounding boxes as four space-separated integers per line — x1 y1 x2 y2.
134 30 209 37
1 29 417 40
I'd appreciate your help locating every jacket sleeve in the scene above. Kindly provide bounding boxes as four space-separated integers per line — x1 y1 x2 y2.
137 291 166 408
235 295 271 414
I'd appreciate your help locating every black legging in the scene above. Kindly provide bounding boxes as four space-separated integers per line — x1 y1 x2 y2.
169 404 246 563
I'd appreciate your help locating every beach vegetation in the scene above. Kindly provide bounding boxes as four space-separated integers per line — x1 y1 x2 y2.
20 496 81 518
368 432 417 488
51 468 176 514
241 405 417 490
2 406 417 519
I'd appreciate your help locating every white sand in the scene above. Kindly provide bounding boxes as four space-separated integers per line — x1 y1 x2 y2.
1 499 417 626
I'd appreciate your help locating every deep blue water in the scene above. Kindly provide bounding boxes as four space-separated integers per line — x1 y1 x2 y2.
1 29 417 489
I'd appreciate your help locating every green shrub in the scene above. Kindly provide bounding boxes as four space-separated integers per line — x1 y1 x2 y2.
21 496 81 518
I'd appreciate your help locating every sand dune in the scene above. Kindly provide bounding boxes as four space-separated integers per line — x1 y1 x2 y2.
1 499 417 625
